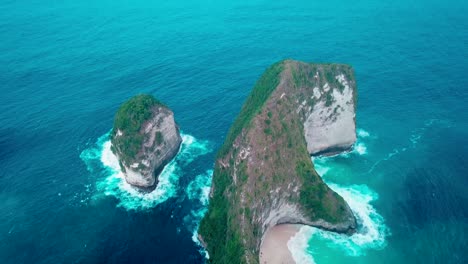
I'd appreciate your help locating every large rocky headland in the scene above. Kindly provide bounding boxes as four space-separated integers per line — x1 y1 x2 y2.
199 59 358 263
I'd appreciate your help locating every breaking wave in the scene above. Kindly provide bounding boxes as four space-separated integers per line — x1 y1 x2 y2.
183 169 213 259
357 128 370 138
288 130 389 263
353 128 370 156
80 132 212 210
288 181 388 263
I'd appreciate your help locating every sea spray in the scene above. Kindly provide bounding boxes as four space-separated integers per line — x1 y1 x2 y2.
357 128 370 138
325 183 388 250
289 182 389 263
287 227 317 264
322 129 370 159
289 180 389 262
186 170 213 205
289 128 389 263
183 169 213 259
353 142 368 155
352 128 370 156
80 132 212 210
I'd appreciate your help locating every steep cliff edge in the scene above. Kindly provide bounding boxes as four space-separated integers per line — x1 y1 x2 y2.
110 94 182 189
199 60 357 263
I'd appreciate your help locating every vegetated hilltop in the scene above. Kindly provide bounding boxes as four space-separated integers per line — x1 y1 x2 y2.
199 60 358 263
111 94 182 189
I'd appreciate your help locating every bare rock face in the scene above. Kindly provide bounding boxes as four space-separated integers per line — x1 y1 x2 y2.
303 70 357 155
110 95 182 189
199 60 358 264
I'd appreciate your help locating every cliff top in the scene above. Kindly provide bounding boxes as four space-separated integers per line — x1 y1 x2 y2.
111 94 167 164
217 59 354 159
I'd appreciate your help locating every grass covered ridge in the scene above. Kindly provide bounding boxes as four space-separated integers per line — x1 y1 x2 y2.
216 61 284 158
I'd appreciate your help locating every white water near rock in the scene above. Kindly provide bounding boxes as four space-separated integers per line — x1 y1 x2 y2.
80 132 212 210
288 128 389 263
287 227 317 264
357 128 370 138
81 131 215 258
353 142 368 155
350 129 369 156
183 169 214 259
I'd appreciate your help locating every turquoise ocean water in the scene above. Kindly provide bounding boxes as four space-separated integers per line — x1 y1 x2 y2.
0 0 467 263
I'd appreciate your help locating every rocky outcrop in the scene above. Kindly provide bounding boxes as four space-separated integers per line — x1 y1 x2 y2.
110 94 182 189
199 60 357 264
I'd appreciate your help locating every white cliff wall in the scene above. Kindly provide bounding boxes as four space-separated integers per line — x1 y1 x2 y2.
303 73 357 155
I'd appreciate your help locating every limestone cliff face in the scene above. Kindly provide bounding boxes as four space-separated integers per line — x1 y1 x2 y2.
199 60 357 264
111 95 182 189
303 67 357 155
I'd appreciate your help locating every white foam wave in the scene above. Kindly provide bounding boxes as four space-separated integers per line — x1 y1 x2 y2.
347 128 370 156
357 129 370 138
81 132 212 210
319 128 370 159
186 170 213 206
326 183 388 250
289 183 388 261
313 157 330 176
353 142 368 155
292 141 389 262
353 128 370 156
287 227 316 264
183 170 214 259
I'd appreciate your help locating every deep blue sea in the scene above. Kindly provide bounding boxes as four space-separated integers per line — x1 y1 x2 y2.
1 0 467 263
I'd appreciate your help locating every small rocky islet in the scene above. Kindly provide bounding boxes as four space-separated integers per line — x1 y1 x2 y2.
110 94 182 190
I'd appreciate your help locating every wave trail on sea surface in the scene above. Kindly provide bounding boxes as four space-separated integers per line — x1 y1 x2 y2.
366 118 452 174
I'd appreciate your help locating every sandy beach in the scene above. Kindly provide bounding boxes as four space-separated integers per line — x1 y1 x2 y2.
259 224 300 264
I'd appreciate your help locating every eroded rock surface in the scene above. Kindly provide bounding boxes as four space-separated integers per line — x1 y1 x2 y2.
111 95 182 189
303 71 357 155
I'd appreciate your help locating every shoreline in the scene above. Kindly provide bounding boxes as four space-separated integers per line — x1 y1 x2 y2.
259 224 300 264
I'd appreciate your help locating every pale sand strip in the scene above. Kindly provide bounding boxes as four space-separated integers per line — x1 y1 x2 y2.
259 224 300 264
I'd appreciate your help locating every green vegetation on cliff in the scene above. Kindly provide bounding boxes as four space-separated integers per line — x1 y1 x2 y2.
200 60 356 264
200 61 284 263
217 61 284 158
111 94 164 164
291 63 354 107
